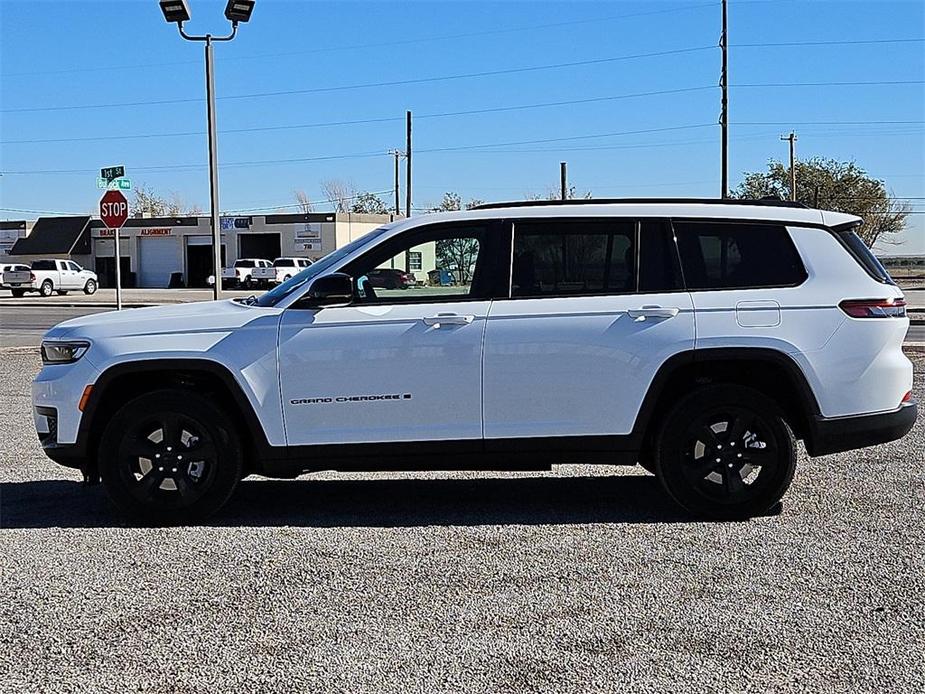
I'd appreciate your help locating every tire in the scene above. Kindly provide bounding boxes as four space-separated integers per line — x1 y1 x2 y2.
283 275 291 282
10 289 25 297
242 275 253 290
40 280 54 297
56 290 69 296
84 279 97 295
654 384 796 519
98 390 244 524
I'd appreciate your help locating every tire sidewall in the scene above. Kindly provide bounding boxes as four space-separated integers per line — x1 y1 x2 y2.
99 390 243 524
40 281 53 297
84 279 97 295
654 384 797 519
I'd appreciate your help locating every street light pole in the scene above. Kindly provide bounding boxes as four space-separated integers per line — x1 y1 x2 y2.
160 1 255 300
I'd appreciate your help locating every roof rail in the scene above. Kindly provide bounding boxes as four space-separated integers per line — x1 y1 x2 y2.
470 197 809 211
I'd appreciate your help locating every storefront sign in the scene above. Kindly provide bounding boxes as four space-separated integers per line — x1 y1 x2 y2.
295 225 321 239
220 217 252 230
139 228 172 236
296 241 322 252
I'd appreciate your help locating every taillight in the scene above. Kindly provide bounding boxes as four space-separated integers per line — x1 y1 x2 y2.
30 272 35 281
839 298 906 318
902 391 913 404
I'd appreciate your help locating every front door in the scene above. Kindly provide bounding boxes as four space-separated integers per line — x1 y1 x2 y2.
278 222 506 447
482 217 695 442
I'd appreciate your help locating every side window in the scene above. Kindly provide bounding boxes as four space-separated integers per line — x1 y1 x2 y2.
638 220 683 292
512 219 635 297
346 225 492 303
674 222 807 290
67 261 81 272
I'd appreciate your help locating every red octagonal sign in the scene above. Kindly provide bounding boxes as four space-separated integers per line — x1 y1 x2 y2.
99 189 129 229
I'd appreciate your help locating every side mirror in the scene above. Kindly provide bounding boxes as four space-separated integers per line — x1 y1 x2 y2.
303 273 354 307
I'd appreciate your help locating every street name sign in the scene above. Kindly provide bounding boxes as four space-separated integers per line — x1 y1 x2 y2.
100 165 125 182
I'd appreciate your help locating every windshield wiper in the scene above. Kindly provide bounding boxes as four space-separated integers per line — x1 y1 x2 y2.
234 295 259 306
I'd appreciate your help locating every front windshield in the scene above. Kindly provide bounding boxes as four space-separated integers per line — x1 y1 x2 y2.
255 227 391 307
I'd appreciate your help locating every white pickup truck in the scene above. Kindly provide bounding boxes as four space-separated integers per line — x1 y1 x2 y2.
3 259 98 297
271 257 313 284
220 259 275 289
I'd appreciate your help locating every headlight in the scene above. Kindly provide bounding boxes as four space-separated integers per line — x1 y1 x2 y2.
41 341 90 365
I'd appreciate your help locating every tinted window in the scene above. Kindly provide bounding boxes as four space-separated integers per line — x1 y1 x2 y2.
235 260 256 268
674 222 806 290
638 220 683 292
32 260 56 271
836 227 895 284
512 220 635 297
274 259 295 267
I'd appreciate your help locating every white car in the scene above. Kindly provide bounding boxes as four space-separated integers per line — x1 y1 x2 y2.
271 257 313 284
33 199 916 523
220 258 275 289
4 259 97 297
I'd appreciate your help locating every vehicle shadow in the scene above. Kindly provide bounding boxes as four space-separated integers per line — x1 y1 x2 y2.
0 474 769 529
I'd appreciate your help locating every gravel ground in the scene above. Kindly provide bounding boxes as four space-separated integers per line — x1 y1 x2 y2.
1 348 923 693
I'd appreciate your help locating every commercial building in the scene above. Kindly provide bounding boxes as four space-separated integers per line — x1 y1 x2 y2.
5 212 400 288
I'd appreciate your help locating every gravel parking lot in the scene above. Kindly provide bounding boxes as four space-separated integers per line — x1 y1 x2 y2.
1 348 923 693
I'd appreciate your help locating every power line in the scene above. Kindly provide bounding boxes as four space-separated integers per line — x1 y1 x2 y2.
731 37 925 48
1 86 717 144
0 3 721 78
1 45 718 114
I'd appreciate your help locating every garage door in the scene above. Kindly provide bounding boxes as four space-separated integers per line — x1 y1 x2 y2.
138 236 180 288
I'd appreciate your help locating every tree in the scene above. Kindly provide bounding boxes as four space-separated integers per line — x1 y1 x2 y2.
524 183 591 201
133 184 201 216
427 193 484 284
351 191 389 214
320 179 356 212
732 158 909 247
292 189 313 213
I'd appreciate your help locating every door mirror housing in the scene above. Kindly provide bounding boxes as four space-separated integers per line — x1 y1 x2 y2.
300 273 354 308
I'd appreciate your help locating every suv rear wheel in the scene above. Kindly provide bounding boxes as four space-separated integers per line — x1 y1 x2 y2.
99 390 243 524
654 385 796 519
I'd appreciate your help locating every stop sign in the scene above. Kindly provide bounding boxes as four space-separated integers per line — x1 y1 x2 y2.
99 189 129 229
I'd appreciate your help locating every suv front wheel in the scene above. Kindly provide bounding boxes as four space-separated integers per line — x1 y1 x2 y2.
654 385 797 519
99 390 243 524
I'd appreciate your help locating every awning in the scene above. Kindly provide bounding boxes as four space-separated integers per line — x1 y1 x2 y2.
10 216 91 256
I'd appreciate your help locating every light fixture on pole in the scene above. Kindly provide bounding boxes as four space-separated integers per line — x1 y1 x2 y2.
159 0 256 300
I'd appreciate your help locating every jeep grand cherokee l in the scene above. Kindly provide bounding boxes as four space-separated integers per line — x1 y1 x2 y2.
33 199 916 523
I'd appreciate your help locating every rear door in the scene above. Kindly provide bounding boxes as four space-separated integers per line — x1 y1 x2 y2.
482 217 694 442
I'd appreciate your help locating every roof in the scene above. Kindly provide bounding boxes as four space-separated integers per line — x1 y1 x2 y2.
386 200 862 235
10 216 91 256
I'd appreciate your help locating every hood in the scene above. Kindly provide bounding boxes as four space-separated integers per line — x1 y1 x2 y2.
44 299 282 342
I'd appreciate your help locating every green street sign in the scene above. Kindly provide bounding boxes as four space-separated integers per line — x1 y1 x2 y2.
117 178 132 190
97 177 108 189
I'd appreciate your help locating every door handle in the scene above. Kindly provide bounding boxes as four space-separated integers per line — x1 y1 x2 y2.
627 305 680 320
422 313 474 328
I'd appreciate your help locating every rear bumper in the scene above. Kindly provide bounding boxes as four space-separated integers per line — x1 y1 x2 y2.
807 400 917 456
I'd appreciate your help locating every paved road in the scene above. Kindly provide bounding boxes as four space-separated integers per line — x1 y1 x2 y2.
2 304 924 349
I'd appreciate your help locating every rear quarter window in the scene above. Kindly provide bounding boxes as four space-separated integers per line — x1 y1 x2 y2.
674 221 807 290
835 227 895 284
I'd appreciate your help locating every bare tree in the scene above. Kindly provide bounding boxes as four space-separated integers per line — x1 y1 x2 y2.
133 183 201 216
292 189 314 213
320 179 356 212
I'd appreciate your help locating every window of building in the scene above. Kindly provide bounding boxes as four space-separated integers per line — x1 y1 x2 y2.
674 222 807 290
511 219 636 297
408 251 423 271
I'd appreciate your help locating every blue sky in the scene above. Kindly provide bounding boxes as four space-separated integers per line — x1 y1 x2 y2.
1 0 923 253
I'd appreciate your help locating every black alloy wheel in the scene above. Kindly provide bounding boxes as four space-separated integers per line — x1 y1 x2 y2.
655 385 796 519
99 390 243 523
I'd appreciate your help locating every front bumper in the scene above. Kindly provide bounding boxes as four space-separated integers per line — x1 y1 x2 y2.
807 400 918 456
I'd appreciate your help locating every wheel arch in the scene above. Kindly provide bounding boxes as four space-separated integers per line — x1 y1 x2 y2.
633 348 821 451
78 359 275 479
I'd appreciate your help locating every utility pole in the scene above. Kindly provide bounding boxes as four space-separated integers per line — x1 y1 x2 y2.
388 149 402 216
720 0 729 198
405 111 413 218
780 131 798 201
560 162 568 200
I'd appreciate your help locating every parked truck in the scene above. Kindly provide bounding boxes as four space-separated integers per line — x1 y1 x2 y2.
219 259 276 289
271 257 313 284
2 259 98 297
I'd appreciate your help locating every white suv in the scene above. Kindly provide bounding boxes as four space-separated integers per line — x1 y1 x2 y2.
33 199 916 522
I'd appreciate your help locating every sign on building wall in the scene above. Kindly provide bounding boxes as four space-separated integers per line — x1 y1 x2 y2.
296 241 322 252
221 217 252 230
295 223 322 240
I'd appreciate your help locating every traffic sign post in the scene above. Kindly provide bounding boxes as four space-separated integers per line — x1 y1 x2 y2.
100 189 130 310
